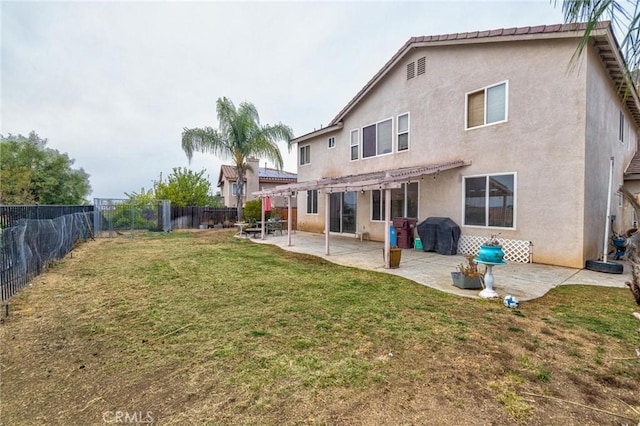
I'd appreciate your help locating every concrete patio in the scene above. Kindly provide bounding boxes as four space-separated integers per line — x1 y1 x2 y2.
248 231 630 301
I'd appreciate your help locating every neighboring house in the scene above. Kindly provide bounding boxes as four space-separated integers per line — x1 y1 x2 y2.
258 22 640 269
217 157 297 208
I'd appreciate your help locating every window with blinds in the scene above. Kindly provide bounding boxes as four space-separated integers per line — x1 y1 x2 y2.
299 145 311 165
350 129 359 160
362 118 393 158
397 113 409 151
466 81 508 129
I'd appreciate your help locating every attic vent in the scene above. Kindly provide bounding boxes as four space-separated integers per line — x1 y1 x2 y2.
417 56 426 75
407 61 415 80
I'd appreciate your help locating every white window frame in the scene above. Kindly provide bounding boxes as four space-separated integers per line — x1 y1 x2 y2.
362 117 393 159
299 144 311 166
462 172 516 229
231 182 238 196
328 136 336 149
465 80 509 130
350 129 359 161
397 112 410 152
306 189 318 215
619 110 625 143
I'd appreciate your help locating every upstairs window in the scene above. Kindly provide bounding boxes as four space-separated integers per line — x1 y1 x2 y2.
466 81 507 129
328 136 336 149
619 110 625 143
350 129 359 160
232 182 238 196
397 113 409 151
363 118 393 158
299 145 311 166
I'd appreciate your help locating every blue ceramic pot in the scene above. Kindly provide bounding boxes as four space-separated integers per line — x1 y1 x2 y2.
478 245 505 263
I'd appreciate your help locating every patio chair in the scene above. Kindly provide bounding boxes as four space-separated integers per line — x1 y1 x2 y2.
267 216 284 235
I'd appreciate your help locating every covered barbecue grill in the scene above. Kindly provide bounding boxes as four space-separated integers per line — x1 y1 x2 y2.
416 217 461 255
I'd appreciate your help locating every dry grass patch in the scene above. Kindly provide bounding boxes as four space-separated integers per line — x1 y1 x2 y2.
1 229 639 425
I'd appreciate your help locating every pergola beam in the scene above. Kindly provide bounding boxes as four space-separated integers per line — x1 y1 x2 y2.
253 159 471 197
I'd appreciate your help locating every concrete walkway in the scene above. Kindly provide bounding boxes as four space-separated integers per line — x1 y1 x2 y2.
248 231 630 301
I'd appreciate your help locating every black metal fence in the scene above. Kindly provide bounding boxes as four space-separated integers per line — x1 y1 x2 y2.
0 205 93 228
1 204 294 308
1 205 94 308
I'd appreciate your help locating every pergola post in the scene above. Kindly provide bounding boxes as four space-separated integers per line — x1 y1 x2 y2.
260 196 266 240
287 194 292 246
325 191 330 255
384 188 391 269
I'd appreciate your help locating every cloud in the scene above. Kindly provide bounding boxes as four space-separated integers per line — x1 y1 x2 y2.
1 1 564 199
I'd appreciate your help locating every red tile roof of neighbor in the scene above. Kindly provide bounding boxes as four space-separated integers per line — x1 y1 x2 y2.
219 165 237 181
323 21 639 130
218 164 297 185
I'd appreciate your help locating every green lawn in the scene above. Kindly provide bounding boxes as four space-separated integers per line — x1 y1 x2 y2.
1 229 638 425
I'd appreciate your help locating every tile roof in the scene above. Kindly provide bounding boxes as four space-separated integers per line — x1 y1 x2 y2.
626 151 640 175
218 164 297 184
325 21 640 129
259 168 297 181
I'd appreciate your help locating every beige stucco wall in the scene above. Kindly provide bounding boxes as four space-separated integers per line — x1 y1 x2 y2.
221 158 295 208
222 180 292 208
295 37 638 268
583 47 638 263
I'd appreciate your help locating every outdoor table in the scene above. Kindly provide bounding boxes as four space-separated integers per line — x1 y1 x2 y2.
234 222 248 236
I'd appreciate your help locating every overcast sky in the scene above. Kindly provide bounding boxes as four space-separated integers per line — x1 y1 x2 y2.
1 1 565 200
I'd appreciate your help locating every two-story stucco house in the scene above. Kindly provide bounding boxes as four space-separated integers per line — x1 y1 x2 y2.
218 157 297 209
259 22 640 269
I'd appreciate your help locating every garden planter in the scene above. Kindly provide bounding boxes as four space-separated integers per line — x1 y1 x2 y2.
451 272 483 289
477 245 505 263
383 247 402 268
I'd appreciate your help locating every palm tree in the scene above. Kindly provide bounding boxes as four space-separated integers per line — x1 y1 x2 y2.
556 1 639 83
181 97 294 221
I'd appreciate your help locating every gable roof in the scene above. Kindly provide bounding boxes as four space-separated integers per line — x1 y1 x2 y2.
291 21 640 145
217 164 297 186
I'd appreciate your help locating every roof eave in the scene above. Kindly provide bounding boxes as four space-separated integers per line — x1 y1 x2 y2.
290 123 343 145
328 22 640 128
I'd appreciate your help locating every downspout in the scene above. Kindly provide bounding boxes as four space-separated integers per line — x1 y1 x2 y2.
603 156 614 263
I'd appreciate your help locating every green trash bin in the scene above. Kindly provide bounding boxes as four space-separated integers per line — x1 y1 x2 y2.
414 237 423 250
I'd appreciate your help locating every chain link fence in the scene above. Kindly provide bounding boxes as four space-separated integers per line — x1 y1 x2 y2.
93 198 171 237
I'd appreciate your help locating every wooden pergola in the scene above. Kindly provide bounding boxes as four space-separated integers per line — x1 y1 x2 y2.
253 159 470 268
